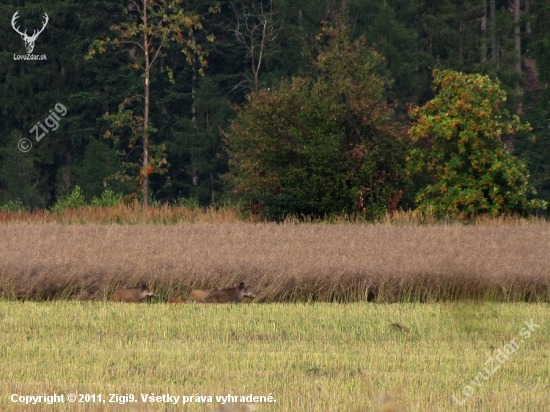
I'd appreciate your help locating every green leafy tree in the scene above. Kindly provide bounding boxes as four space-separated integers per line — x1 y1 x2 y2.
86 0 220 209
408 69 548 218
91 185 124 207
223 19 409 220
51 185 86 212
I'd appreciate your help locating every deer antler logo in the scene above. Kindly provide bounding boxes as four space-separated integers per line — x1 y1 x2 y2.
11 11 49 54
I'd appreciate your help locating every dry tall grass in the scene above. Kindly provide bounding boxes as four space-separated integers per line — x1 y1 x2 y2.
0 203 258 224
0 203 547 225
0 222 548 302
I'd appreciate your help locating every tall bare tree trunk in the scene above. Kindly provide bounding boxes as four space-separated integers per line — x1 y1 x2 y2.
210 172 215 206
191 34 198 132
525 0 531 33
490 0 497 64
190 35 199 188
514 0 521 73
142 0 150 210
481 0 487 63
232 0 280 93
514 0 523 114
89 0 217 210
459 19 463 61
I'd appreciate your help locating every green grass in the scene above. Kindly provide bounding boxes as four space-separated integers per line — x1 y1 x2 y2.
0 302 548 411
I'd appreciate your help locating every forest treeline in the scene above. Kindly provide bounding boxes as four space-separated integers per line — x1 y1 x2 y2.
0 0 549 219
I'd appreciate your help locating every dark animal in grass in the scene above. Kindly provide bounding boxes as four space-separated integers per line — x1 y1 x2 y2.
111 284 156 303
389 323 410 333
203 283 256 303
165 297 188 303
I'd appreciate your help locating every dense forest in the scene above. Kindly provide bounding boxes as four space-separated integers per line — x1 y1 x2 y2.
1 0 549 219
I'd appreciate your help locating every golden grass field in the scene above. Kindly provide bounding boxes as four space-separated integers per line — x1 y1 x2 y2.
0 214 548 410
0 301 548 411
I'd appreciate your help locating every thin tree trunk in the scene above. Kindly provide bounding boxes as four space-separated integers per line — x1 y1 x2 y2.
525 0 531 33
481 0 487 63
210 172 215 206
459 19 463 62
191 34 198 132
190 37 198 188
142 0 150 210
490 0 497 63
251 41 258 93
514 0 521 74
514 0 523 115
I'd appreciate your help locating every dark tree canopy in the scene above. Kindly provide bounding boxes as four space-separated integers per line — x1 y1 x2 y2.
222 20 409 220
0 0 548 218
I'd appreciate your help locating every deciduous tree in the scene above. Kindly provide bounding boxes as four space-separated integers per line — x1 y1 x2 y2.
223 19 409 220
86 0 219 208
407 69 547 217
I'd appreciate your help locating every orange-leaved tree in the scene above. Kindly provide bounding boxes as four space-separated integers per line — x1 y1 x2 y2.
408 69 548 218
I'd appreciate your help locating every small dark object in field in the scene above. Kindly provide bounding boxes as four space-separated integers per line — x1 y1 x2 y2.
389 322 410 332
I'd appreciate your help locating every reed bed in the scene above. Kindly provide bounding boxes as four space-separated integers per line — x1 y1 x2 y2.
0 222 548 302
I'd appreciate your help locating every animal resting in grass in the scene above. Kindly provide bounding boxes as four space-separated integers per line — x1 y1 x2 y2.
166 283 256 303
201 283 256 303
165 288 218 303
112 284 156 302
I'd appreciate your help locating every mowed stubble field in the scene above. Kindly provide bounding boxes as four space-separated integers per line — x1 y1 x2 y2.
0 222 549 411
0 302 548 411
